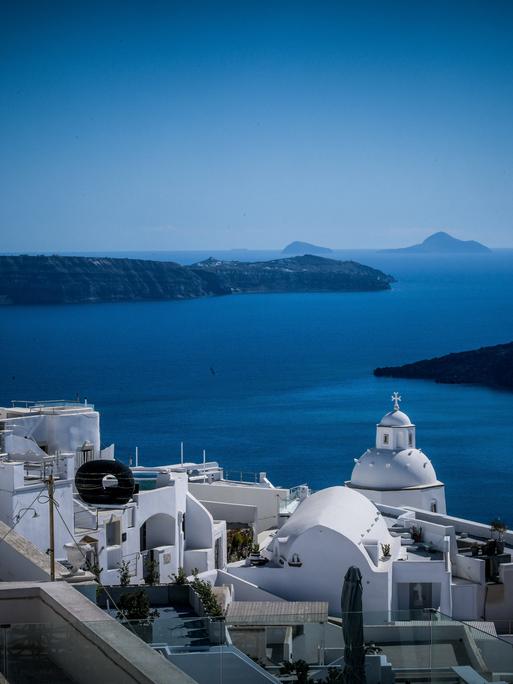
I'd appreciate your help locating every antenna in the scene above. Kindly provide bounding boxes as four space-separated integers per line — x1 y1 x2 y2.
46 473 56 581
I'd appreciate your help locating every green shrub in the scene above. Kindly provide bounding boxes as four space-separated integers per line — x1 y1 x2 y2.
171 566 189 585
191 576 223 617
116 589 159 623
227 528 253 562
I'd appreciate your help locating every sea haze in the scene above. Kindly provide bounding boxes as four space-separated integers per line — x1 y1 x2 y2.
1 250 512 524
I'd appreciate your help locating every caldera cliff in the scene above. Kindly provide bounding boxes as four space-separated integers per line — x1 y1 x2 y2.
0 254 394 305
374 341 513 390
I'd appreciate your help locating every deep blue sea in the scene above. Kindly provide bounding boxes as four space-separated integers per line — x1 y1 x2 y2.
1 249 513 524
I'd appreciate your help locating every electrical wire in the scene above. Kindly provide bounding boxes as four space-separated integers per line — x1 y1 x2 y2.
51 493 140 635
0 485 47 546
1 481 138 636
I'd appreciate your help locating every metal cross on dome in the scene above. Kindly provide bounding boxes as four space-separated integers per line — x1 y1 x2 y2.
391 391 402 411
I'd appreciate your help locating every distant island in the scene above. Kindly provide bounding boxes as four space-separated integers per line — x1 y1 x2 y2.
381 231 491 254
282 241 333 255
374 341 513 390
0 254 394 305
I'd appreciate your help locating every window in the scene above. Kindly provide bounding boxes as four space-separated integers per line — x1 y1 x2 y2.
383 433 389 445
408 432 413 446
431 501 437 513
106 520 121 547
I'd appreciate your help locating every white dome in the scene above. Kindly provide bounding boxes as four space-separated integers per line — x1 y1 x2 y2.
350 447 440 491
277 486 390 554
379 410 413 427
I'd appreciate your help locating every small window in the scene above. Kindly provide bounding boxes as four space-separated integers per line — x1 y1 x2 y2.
408 433 413 446
106 520 121 547
431 501 437 513
383 434 389 445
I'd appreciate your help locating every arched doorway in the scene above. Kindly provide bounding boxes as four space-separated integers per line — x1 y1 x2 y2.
139 513 176 552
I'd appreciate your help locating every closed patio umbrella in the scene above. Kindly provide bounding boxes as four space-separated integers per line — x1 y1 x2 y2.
341 566 366 684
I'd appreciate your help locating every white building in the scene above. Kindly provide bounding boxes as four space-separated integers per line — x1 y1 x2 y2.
228 486 401 614
347 393 447 514
74 468 227 585
0 401 86 561
226 483 455 616
0 400 226 586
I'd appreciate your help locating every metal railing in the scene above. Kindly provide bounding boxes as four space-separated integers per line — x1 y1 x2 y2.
2 610 513 683
279 484 311 514
9 399 94 413
223 470 260 484
122 552 141 577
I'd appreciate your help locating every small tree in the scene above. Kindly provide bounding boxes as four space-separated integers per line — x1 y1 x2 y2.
118 560 131 587
171 566 189 585
191 575 223 617
85 559 103 583
144 556 159 586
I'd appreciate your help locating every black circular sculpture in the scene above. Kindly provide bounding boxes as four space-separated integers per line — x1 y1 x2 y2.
75 459 135 506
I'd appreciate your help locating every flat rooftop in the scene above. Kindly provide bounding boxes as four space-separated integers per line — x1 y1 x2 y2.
1 400 95 418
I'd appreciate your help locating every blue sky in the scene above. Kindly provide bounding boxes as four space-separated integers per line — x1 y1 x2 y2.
1 1 512 250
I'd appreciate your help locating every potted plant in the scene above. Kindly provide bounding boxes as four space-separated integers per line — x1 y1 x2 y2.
365 642 384 655
117 560 131 587
381 543 391 559
248 543 268 565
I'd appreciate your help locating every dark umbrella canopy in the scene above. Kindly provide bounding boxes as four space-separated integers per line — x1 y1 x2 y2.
341 566 366 684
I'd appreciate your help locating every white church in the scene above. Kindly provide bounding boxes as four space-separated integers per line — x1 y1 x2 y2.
347 391 446 513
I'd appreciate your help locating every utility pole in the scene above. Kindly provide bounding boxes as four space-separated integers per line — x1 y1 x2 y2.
47 474 56 581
